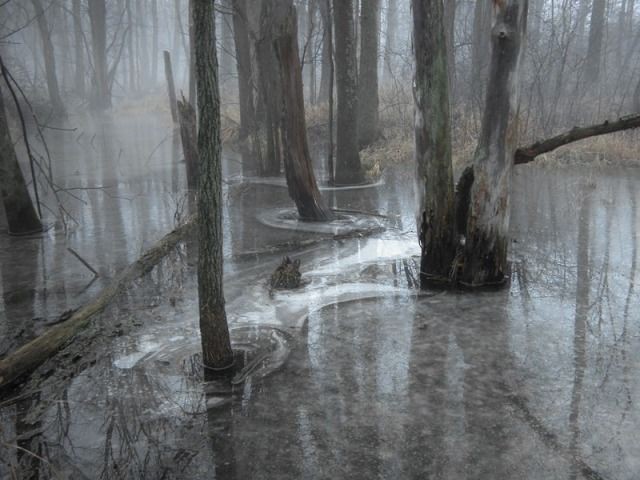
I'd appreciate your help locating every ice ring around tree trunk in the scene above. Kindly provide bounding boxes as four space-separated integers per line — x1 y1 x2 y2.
237 176 384 191
257 208 386 235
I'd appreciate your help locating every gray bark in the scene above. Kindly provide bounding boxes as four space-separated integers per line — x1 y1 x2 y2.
0 89 42 235
317 0 331 102
461 0 529 287
586 0 606 83
164 51 178 123
333 0 364 185
471 0 492 92
357 0 380 148
383 0 397 82
231 0 255 141
31 0 65 115
88 0 111 109
72 0 85 98
193 0 233 369
412 0 456 285
274 4 333 221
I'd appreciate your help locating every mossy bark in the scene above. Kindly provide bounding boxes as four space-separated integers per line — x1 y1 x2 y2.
412 0 456 286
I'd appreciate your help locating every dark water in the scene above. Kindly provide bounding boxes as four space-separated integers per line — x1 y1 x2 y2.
0 113 639 479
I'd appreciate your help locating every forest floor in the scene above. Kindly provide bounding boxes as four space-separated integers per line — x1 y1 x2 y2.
0 109 639 479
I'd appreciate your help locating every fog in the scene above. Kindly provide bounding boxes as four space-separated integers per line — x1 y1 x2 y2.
1 1 640 479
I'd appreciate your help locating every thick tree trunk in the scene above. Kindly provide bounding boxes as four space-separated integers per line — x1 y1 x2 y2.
470 0 492 92
274 5 333 222
31 0 65 115
515 114 640 164
163 51 178 123
585 0 606 83
231 0 255 141
88 0 111 109
412 0 456 286
357 0 380 148
333 0 364 185
72 0 85 98
193 0 233 370
461 0 529 287
0 90 42 236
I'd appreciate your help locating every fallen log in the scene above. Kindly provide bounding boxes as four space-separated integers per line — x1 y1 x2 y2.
514 114 640 165
0 216 196 391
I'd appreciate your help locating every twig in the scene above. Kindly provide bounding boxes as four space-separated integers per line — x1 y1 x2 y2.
67 248 99 278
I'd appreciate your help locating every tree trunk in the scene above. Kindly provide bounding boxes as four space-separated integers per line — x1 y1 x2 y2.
88 0 111 109
470 0 492 92
585 0 606 83
177 97 198 188
357 0 380 148
317 0 331 102
31 0 65 115
151 0 158 84
444 0 455 86
255 0 284 177
383 0 397 83
0 89 43 236
127 0 136 91
72 0 85 98
461 0 529 287
274 4 333 222
412 0 456 286
193 0 234 370
188 0 196 104
164 51 178 123
333 0 364 185
231 0 255 141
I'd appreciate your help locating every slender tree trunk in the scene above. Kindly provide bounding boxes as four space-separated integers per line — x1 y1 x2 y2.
412 0 456 286
444 0 455 86
308 0 317 104
231 0 255 141
72 0 85 98
188 0 196 103
164 51 178 123
274 4 333 221
586 0 606 83
327 0 335 184
317 0 331 102
0 90 43 235
88 0 111 109
31 0 65 115
219 0 235 81
127 0 136 92
333 0 364 185
383 0 397 83
137 0 149 86
461 0 529 287
177 97 198 188
255 0 284 176
357 0 380 148
151 0 158 84
193 0 233 370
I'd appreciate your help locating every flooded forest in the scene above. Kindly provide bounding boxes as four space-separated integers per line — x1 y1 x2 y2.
1 0 640 478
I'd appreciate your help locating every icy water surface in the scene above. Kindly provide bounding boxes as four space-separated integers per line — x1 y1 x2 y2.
1 112 640 479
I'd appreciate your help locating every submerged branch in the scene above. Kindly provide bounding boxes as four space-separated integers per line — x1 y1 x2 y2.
515 114 640 165
0 216 196 392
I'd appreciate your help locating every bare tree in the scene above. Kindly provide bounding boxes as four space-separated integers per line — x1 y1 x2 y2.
412 0 456 285
357 0 380 148
0 89 42 235
193 0 233 370
333 0 364 185
72 0 85 98
274 3 333 221
585 0 606 83
30 0 66 115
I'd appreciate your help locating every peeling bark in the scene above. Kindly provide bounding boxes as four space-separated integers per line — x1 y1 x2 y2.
461 0 529 287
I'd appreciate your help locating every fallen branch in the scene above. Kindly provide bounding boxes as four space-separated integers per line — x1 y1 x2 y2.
67 247 99 278
515 114 640 165
0 216 196 391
